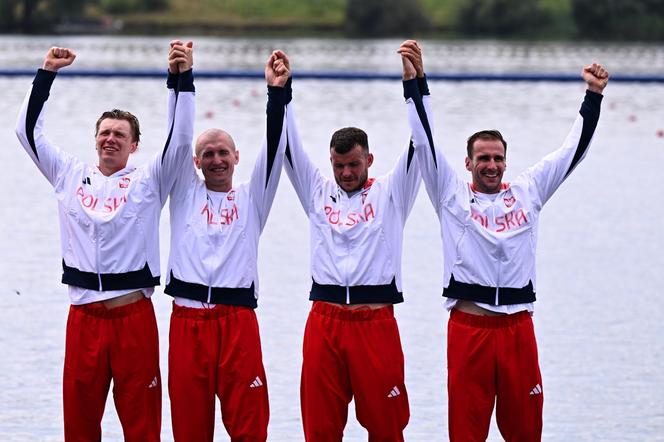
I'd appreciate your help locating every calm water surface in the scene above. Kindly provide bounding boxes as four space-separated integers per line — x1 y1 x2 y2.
1 37 663 441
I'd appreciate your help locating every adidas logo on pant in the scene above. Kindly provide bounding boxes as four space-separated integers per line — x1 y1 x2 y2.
387 386 401 398
529 383 542 396
147 377 158 389
249 376 264 388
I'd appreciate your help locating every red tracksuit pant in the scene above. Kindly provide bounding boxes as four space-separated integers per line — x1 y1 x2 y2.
168 303 269 442
63 297 161 442
301 301 410 442
447 309 543 442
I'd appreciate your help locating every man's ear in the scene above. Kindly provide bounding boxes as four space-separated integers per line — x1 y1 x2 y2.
367 152 374 167
130 142 138 154
193 155 201 169
465 157 472 171
234 149 240 165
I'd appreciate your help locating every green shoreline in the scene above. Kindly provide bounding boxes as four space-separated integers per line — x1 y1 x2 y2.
4 0 664 41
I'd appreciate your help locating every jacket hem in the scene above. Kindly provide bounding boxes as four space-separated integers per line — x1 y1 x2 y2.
61 260 159 291
309 277 404 304
443 274 536 305
165 272 257 308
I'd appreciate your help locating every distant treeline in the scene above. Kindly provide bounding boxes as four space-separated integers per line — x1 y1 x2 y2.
2 0 663 40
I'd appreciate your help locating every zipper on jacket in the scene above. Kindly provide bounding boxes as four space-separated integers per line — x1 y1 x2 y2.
342 190 352 305
492 201 500 305
96 177 104 291
494 250 502 305
96 231 102 291
206 191 215 304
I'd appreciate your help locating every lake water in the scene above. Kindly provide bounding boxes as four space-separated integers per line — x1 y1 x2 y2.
1 36 663 441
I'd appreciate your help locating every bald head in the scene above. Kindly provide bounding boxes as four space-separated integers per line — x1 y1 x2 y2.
195 128 236 158
193 128 240 192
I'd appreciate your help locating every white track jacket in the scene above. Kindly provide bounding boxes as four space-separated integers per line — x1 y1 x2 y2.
165 79 292 307
409 85 602 306
15 69 195 304
283 78 427 305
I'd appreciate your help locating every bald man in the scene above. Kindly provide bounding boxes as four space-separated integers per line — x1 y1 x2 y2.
163 50 292 441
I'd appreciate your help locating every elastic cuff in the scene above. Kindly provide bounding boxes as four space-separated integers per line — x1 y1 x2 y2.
34 69 57 89
402 77 419 100
177 69 195 92
585 89 604 102
417 74 430 96
167 71 178 89
580 89 603 117
267 76 293 105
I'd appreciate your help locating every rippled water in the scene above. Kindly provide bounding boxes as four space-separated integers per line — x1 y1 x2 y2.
1 36 663 441
2 35 664 75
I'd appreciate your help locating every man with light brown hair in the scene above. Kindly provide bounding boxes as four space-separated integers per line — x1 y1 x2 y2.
15 42 195 441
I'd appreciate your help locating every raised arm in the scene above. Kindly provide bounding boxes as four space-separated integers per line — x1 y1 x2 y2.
379 40 427 220
249 50 293 231
399 40 460 214
283 62 324 216
150 40 196 202
524 63 609 207
15 47 79 185
165 39 188 123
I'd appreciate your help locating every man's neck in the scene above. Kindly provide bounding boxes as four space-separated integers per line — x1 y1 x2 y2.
97 164 125 176
205 182 232 192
